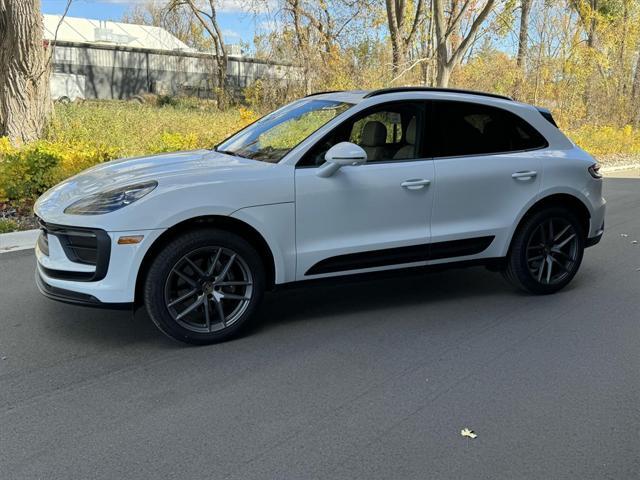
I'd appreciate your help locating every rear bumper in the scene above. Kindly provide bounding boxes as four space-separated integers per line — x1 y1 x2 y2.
36 270 132 310
585 230 603 248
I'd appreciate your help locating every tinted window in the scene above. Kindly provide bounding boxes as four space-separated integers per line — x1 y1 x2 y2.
299 102 426 167
435 101 547 157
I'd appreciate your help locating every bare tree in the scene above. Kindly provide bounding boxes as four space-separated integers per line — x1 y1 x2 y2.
433 0 497 87
0 0 51 144
517 0 532 69
385 0 425 76
124 1 213 51
169 0 228 105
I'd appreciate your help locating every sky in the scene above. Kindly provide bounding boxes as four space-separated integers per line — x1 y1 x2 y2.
41 0 269 46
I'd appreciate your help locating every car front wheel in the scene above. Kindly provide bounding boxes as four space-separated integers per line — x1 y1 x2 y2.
503 207 585 294
143 228 265 344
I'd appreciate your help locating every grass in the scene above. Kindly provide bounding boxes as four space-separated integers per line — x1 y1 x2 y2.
47 100 259 157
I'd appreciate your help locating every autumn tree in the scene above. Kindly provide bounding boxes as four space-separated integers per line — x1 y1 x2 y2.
433 0 497 86
0 0 51 144
384 0 425 76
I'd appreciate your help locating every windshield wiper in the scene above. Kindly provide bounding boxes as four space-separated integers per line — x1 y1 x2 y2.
214 147 244 158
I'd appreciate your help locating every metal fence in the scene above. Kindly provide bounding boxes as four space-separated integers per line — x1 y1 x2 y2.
50 41 301 101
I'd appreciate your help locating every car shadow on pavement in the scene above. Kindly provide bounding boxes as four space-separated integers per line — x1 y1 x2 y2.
253 265 521 333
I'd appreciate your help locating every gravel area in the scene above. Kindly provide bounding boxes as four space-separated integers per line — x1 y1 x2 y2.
597 154 640 170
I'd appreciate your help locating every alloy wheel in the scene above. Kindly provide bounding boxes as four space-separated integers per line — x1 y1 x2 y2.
163 247 254 333
525 217 579 285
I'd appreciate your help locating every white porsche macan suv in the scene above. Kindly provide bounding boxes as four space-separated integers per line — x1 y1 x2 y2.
34 88 606 344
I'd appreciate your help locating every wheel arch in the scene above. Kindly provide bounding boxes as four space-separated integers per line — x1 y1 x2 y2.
509 193 591 252
134 215 277 306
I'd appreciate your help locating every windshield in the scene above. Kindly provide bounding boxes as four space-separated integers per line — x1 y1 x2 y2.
216 99 352 163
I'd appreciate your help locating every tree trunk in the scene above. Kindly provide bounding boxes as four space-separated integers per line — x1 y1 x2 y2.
0 0 51 144
632 47 640 126
436 61 452 87
516 0 532 69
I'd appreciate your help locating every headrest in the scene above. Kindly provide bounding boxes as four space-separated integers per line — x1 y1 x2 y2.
405 117 416 145
361 121 387 147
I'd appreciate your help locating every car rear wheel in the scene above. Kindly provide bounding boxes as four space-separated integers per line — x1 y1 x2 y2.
503 207 585 294
143 229 265 344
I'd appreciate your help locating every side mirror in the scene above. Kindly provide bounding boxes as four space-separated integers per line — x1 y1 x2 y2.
316 142 367 178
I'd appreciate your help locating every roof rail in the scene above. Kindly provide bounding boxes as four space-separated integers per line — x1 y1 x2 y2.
363 87 512 101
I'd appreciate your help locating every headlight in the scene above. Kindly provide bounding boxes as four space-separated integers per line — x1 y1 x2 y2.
64 181 158 215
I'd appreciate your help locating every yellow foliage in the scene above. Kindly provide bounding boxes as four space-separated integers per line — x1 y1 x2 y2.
566 124 640 156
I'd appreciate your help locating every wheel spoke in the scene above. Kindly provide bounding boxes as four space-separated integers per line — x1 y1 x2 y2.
548 220 554 243
537 259 545 282
173 269 198 288
167 288 198 307
176 295 204 320
220 292 250 301
550 248 571 260
206 248 222 276
214 299 226 326
549 255 570 273
527 254 544 263
555 233 576 249
217 254 237 281
545 256 553 284
553 224 571 243
203 298 211 331
185 257 205 277
216 280 252 287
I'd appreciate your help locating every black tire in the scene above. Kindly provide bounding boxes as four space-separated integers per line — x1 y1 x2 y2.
503 207 585 294
143 228 265 345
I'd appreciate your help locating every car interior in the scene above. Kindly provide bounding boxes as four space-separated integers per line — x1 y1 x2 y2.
301 103 422 166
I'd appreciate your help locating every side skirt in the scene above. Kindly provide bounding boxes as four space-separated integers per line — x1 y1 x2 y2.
278 257 505 292
305 236 495 276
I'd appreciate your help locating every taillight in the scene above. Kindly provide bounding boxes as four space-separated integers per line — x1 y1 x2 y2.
588 163 602 179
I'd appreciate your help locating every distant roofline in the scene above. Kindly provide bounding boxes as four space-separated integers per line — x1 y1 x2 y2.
48 39 298 67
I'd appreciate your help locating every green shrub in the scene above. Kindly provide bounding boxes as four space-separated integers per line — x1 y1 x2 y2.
0 218 18 234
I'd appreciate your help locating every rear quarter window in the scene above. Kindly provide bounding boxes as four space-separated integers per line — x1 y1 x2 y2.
434 101 547 157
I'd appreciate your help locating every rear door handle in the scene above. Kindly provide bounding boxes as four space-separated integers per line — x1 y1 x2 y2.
512 170 537 180
401 179 431 190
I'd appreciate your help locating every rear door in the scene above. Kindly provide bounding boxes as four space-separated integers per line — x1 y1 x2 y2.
429 100 547 262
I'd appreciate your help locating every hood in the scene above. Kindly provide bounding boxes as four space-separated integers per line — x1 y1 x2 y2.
34 149 273 217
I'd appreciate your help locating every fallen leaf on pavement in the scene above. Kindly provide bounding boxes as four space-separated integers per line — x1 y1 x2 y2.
461 428 477 439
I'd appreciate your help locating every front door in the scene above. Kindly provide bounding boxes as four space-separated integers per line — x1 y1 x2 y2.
294 101 435 279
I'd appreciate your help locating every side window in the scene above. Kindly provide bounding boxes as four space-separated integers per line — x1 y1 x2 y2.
435 101 547 157
298 102 426 167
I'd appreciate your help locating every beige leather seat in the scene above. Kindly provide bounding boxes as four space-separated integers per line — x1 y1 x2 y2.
393 117 417 159
360 121 387 161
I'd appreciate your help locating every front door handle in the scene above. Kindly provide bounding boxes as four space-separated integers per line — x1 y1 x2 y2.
512 170 537 180
401 179 431 190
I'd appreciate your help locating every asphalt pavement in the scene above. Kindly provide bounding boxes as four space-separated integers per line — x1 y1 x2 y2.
1 178 639 479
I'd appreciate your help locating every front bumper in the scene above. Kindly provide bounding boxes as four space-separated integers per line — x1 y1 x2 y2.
35 218 165 304
36 270 132 309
